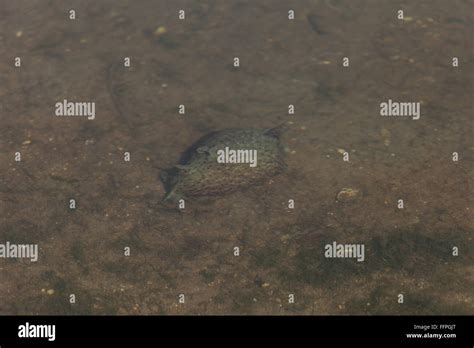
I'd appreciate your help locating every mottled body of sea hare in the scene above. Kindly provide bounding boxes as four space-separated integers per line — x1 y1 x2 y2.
161 125 287 201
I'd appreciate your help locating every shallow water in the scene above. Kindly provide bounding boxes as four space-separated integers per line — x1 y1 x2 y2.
0 0 472 314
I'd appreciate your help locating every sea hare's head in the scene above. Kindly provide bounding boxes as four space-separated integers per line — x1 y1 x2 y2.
160 165 193 203
160 167 181 202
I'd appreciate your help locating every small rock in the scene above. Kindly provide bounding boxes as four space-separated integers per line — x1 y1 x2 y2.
154 26 167 36
336 188 360 202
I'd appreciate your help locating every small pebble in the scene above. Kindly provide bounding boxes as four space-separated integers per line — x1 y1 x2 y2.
336 188 360 202
154 26 167 36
